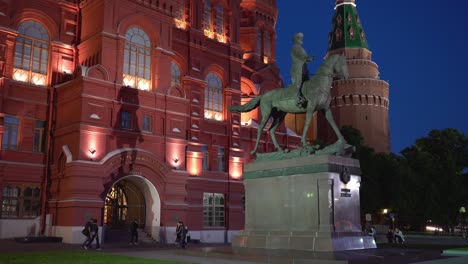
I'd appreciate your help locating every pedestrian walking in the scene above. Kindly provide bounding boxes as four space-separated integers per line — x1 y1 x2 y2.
130 219 139 245
84 218 101 250
81 218 92 249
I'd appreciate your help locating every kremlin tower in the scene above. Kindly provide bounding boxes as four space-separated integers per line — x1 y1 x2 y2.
319 0 390 153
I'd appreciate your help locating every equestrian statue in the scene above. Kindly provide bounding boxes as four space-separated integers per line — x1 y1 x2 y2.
229 53 352 157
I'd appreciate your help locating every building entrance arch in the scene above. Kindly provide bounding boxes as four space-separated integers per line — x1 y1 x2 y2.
103 175 161 242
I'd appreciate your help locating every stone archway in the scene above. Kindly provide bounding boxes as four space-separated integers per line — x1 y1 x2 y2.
103 175 161 242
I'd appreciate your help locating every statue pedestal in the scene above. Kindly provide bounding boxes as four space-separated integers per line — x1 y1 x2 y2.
232 155 376 251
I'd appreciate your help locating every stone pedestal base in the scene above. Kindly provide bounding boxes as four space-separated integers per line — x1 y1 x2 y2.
233 230 375 251
232 155 376 252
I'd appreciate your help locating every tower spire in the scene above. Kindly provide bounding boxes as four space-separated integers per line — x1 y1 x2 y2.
329 0 367 51
320 0 390 153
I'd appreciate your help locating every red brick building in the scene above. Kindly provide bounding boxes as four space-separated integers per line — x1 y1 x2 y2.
0 0 299 243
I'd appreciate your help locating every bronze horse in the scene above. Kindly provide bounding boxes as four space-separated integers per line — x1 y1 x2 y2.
229 54 350 155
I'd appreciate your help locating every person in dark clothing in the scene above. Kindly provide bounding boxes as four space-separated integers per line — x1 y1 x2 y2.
386 228 395 243
175 221 182 246
130 219 139 245
81 219 92 249
84 218 101 250
176 221 187 249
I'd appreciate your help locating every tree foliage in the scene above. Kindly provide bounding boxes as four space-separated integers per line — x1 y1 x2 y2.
342 126 468 231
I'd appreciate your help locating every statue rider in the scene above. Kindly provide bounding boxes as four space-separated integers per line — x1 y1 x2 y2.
290 32 315 107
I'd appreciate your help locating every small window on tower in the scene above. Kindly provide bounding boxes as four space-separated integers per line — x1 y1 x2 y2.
349 27 355 40
336 15 343 26
335 29 343 42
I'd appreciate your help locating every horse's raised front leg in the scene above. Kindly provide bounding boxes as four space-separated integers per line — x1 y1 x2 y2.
269 112 287 152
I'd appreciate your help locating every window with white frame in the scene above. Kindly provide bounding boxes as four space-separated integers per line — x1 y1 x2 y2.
2 116 19 150
204 72 223 121
203 193 225 227
123 27 151 91
13 20 49 86
171 62 181 87
1 186 20 218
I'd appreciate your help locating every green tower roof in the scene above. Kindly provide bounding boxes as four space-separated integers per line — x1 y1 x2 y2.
328 0 369 51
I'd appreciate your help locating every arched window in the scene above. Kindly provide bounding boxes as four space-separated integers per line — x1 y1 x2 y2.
171 62 181 86
13 20 49 86
123 27 151 91
204 72 223 121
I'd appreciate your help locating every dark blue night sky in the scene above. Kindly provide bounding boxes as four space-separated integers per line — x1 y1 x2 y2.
275 0 468 153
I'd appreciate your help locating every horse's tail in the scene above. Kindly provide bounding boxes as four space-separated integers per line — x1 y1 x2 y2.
228 95 262 113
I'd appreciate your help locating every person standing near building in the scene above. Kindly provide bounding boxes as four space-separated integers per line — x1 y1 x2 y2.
130 219 139 245
84 218 101 250
290 32 315 107
81 218 92 249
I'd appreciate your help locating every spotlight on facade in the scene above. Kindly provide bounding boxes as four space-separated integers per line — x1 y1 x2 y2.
89 148 96 155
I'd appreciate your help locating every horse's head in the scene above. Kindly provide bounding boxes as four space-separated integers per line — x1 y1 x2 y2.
331 54 349 80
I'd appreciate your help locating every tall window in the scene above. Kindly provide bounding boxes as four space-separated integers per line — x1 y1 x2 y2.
33 120 45 152
142 115 152 132
217 147 225 172
123 27 151 91
23 187 40 218
2 116 19 150
174 0 186 29
203 0 212 33
202 145 209 171
171 62 181 87
13 20 49 86
256 28 262 55
264 32 271 63
214 5 224 41
1 186 20 218
120 111 131 129
204 72 223 121
203 193 225 227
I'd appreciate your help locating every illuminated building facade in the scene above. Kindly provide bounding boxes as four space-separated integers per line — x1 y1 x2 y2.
0 0 299 243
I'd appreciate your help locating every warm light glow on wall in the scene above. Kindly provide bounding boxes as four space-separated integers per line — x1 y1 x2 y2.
167 144 183 169
87 134 98 159
123 74 150 91
174 19 187 29
229 157 243 179
186 151 202 176
13 68 47 86
216 33 226 43
204 110 223 121
263 56 269 64
204 29 214 39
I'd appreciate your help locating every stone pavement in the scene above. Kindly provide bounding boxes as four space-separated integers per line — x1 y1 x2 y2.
0 238 467 264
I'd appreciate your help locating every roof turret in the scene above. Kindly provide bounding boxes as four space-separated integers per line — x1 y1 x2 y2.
328 0 368 51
